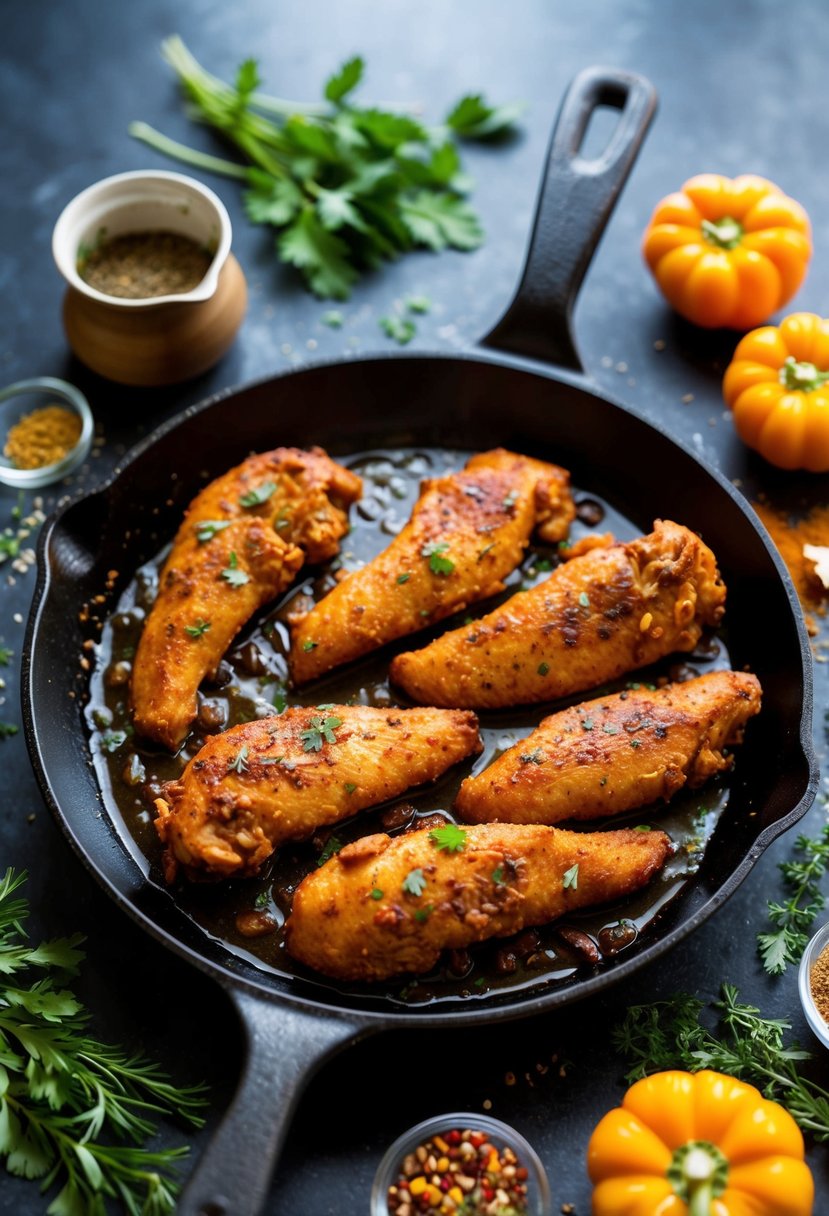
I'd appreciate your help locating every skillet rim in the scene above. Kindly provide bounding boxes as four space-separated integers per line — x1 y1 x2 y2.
22 347 820 1029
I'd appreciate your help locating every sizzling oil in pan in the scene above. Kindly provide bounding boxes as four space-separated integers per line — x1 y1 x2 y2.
87 447 735 1008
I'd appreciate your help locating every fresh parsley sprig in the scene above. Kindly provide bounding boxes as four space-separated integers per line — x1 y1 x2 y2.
758 823 829 975
0 869 207 1212
130 38 522 299
614 984 829 1140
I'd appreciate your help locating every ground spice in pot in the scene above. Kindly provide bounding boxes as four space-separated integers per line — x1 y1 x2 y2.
80 231 212 299
751 500 829 635
4 405 82 470
811 942 829 1025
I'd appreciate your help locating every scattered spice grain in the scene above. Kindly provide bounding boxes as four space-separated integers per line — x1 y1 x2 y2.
80 231 212 299
4 406 81 470
810 941 829 1025
752 501 829 634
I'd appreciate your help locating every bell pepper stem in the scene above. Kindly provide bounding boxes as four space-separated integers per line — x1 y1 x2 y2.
667 1140 728 1216
701 215 743 249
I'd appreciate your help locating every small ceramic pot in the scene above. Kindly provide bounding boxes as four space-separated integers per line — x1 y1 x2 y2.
52 170 247 386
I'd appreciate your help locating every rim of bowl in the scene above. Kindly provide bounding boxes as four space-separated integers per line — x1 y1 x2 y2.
370 1111 551 1216
51 169 233 309
0 378 94 489
798 918 829 1050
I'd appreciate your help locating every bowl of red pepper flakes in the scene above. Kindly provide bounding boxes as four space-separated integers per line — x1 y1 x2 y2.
371 1113 551 1216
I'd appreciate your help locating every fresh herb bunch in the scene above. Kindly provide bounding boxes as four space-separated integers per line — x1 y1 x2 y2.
758 822 829 974
131 37 523 298
614 983 829 1140
0 869 207 1213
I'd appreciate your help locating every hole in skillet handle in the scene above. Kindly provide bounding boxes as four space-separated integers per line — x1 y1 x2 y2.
482 65 658 373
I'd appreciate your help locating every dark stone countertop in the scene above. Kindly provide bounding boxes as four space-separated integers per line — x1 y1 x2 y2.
1 1 828 1212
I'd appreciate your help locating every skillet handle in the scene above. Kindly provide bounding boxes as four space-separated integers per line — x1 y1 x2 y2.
176 989 371 1216
481 66 657 373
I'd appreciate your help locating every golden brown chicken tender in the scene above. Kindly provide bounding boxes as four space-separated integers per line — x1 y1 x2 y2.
132 447 361 750
288 448 575 685
390 520 726 708
155 705 482 881
285 821 671 981
455 670 761 826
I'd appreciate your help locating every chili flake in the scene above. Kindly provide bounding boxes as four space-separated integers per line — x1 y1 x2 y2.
385 1125 531 1215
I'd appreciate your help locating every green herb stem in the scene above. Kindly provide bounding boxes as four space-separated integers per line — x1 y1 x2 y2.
128 122 249 180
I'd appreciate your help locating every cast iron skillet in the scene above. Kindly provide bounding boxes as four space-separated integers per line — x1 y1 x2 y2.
24 68 817 1216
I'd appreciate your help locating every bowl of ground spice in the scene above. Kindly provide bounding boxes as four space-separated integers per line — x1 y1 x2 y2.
0 377 93 489
799 918 829 1051
52 170 246 386
371 1113 551 1216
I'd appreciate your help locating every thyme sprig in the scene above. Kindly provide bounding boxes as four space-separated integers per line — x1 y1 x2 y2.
614 984 829 1140
0 869 208 1212
757 822 829 974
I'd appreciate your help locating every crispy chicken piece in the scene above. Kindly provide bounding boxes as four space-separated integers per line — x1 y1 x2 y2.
132 447 361 749
390 520 726 709
289 448 575 685
154 705 481 881
455 670 761 826
285 822 671 981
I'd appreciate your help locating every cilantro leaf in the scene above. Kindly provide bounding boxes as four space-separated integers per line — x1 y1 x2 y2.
184 618 211 639
562 863 579 890
0 722 19 740
355 108 429 149
317 835 344 866
399 191 484 252
402 868 427 897
380 316 416 345
445 94 525 139
244 172 304 226
278 209 358 300
196 519 232 544
324 55 364 103
429 823 467 853
421 540 454 575
227 746 249 774
0 648 12 666
300 714 342 752
239 481 276 508
316 187 370 233
221 551 250 588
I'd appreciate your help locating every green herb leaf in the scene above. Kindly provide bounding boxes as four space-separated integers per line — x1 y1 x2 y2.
492 866 505 885
279 208 358 300
758 822 829 974
300 714 342 752
343 782 358 795
99 731 126 754
227 745 249 774
221 551 250 587
399 190 484 251
254 890 270 909
414 904 434 923
324 55 364 103
379 315 416 345
322 309 344 328
445 93 525 139
0 722 19 740
196 519 232 544
396 572 411 584
602 723 619 735
184 618 211 639
429 824 467 853
370 888 384 900
402 868 427 897
537 662 550 676
421 540 454 575
0 648 12 666
578 592 590 608
519 748 545 765
562 863 579 890
239 481 276 508
406 294 431 314
244 171 304 226
303 639 318 652
317 836 343 866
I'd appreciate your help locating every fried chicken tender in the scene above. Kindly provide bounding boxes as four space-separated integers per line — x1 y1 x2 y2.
285 822 671 981
289 448 575 685
132 447 361 750
390 520 726 709
154 705 481 881
455 670 761 826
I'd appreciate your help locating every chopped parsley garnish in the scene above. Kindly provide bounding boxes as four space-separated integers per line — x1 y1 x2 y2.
228 745 250 773
562 863 579 890
602 723 619 735
92 708 112 730
429 823 468 853
502 490 518 512
300 714 342 751
414 904 434 923
100 730 127 753
519 748 545 765
322 309 344 328
402 868 427 897
581 718 594 732
184 617 211 638
634 824 652 832
406 294 431 314
630 739 642 749
196 519 232 543
380 315 417 345
221 552 250 587
0 535 21 561
421 541 455 575
303 639 318 652
578 591 590 608
0 722 19 739
492 866 505 885
537 661 550 676
239 481 277 508
534 558 553 573
254 890 270 908
343 782 358 795
270 689 288 714
396 572 411 584
259 755 284 766
370 888 384 900
317 836 343 866
0 647 12 666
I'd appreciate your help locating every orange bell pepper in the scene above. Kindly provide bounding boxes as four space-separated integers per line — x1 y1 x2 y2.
587 1070 813 1216
723 312 829 471
642 174 811 329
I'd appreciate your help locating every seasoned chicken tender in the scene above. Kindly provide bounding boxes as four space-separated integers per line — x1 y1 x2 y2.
154 705 481 881
289 448 575 685
285 822 671 981
132 446 361 749
455 670 761 826
390 520 726 708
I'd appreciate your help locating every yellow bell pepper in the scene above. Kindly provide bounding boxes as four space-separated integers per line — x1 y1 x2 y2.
723 312 829 472
642 174 811 329
587 1070 813 1216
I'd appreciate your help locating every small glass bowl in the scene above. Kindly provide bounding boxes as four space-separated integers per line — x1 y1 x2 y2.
0 377 93 489
799 919 829 1050
370 1112 551 1216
